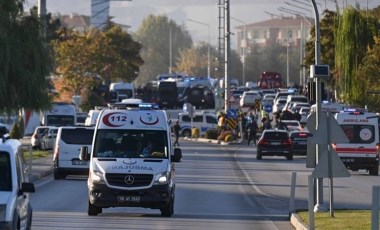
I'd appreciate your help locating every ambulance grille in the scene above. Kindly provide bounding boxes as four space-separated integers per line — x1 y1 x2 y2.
106 173 153 187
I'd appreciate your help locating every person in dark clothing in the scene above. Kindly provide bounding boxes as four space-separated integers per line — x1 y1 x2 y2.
294 110 301 122
247 120 258 146
173 121 181 147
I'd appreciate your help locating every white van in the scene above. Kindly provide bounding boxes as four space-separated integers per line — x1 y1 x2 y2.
79 103 182 217
0 136 35 229
53 126 95 179
176 111 218 137
334 109 379 175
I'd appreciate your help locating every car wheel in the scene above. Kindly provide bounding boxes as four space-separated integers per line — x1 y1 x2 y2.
256 150 262 160
160 192 174 217
287 153 293 160
182 129 191 138
54 169 66 180
369 163 379 176
88 201 102 216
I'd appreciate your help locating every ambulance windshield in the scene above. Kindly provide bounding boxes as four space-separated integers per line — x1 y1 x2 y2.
93 130 168 158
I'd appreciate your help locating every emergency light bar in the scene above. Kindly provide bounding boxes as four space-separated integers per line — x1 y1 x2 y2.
139 103 160 110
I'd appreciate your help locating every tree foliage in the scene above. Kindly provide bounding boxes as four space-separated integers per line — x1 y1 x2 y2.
335 6 373 103
51 26 143 108
0 0 52 114
134 15 193 86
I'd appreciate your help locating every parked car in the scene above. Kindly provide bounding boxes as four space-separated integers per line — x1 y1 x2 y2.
0 123 9 138
174 111 218 137
0 137 35 229
40 127 59 150
256 129 293 160
31 126 54 149
289 131 313 155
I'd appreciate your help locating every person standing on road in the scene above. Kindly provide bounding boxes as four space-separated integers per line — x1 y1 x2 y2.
173 121 181 147
247 119 258 146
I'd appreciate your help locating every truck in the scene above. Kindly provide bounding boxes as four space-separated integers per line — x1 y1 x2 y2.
109 82 135 103
157 81 179 109
41 102 77 127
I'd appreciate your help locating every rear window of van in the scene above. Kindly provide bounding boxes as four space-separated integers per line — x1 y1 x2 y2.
340 125 375 144
61 128 94 145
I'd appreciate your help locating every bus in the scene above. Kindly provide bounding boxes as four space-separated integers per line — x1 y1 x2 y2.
258 71 284 89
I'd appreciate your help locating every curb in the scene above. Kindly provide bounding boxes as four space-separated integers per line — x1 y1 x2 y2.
184 137 244 145
290 212 309 230
29 166 54 182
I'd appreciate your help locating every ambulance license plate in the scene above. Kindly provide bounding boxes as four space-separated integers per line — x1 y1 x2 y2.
118 196 140 202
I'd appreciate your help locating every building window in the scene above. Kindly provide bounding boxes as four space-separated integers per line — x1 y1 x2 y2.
254 31 259 39
263 31 268 39
288 30 293 39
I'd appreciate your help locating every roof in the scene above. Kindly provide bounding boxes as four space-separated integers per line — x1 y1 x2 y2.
235 16 313 30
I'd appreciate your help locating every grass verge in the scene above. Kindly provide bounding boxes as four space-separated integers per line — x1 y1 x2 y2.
297 210 372 230
23 150 50 160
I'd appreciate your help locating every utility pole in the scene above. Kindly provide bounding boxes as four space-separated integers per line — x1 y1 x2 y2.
224 0 231 113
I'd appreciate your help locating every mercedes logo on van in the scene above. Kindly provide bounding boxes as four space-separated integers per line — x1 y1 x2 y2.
124 175 134 185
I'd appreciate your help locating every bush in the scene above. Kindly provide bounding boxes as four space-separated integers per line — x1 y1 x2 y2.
191 128 200 138
205 129 219 139
17 116 25 138
10 122 21 140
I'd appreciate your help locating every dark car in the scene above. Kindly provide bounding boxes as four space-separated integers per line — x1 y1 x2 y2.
257 129 293 160
289 131 313 155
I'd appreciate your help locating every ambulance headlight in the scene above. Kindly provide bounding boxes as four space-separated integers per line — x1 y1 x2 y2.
154 172 169 185
89 170 105 184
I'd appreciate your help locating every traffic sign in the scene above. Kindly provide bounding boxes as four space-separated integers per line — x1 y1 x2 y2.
228 95 237 104
227 118 237 130
312 148 350 178
227 109 238 118
263 104 272 113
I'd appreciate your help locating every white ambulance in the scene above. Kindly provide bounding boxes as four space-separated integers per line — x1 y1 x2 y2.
79 102 182 217
334 109 379 175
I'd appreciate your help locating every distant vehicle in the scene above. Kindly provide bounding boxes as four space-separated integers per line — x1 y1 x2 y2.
157 81 179 109
156 73 185 81
273 98 287 113
109 82 134 103
280 120 303 132
258 71 284 89
40 127 58 150
0 123 9 138
299 107 310 125
76 112 87 126
0 138 35 230
240 91 262 107
257 129 293 160
41 102 77 127
183 85 215 109
289 130 313 155
31 126 55 149
175 111 218 137
53 126 95 179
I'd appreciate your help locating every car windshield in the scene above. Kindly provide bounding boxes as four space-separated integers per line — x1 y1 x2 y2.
0 152 12 191
93 129 168 159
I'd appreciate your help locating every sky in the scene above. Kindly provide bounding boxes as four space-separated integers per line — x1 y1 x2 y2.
24 0 379 46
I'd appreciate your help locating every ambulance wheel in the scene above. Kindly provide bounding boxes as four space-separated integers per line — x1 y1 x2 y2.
88 201 101 216
161 191 174 217
369 164 379 176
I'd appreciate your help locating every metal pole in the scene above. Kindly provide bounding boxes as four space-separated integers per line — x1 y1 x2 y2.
309 0 326 212
38 0 47 40
224 0 231 113
169 26 172 74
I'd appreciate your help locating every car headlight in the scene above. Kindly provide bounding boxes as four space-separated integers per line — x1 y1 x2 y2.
154 172 169 185
0 204 6 222
89 170 105 184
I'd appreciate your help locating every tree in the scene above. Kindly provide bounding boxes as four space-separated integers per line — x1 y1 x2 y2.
335 6 373 103
134 15 193 86
51 26 143 109
175 42 216 76
0 0 52 114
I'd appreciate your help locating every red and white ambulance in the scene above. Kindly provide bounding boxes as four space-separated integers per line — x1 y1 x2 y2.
334 109 379 175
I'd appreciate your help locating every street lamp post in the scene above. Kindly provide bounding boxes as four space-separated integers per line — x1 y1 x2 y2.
187 19 211 77
230 17 246 85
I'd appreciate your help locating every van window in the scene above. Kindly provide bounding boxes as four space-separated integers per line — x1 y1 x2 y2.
181 115 203 122
61 128 94 145
340 125 375 144
206 116 217 124
0 152 12 191
193 115 203 122
94 130 168 159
